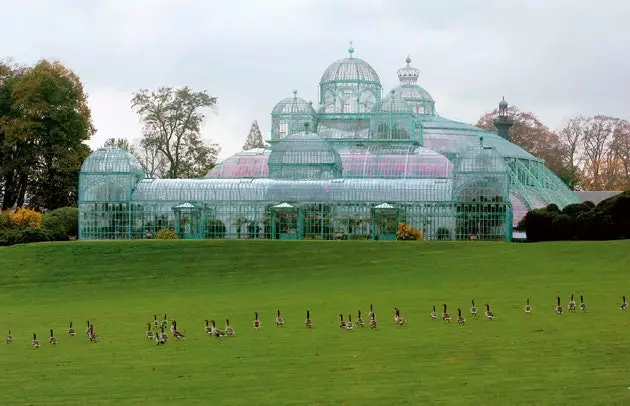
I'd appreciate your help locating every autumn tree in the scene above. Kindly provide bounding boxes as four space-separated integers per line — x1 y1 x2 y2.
0 59 94 210
131 87 220 179
476 106 575 187
242 120 266 150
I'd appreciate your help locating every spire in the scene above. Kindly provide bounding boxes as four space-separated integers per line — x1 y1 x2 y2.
397 55 419 84
348 41 354 58
293 89 298 98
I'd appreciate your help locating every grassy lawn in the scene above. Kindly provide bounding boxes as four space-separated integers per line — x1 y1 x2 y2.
0 240 629 405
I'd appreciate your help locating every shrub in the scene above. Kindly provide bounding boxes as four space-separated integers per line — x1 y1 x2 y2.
41 207 78 240
561 202 592 217
156 228 177 240
436 227 451 240
0 211 13 230
9 208 43 229
396 222 424 241
524 208 554 242
206 218 226 239
545 203 560 213
0 228 53 246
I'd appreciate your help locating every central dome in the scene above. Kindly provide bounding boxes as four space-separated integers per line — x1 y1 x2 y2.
320 46 380 85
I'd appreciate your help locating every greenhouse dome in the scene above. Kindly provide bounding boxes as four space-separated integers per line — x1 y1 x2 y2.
79 45 580 242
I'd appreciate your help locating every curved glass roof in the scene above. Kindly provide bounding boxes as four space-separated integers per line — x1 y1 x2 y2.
320 49 380 85
372 91 413 114
272 91 316 115
393 84 434 104
80 147 145 176
207 148 270 178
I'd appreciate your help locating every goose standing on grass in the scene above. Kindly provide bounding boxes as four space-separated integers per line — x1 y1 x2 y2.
161 314 168 329
339 314 346 328
471 300 478 317
431 306 438 320
346 314 354 330
160 326 168 343
172 321 184 339
89 324 100 342
356 310 364 327
253 312 261 330
370 312 377 329
485 304 495 320
85 321 91 337
204 320 212 334
524 298 532 314
621 296 628 310
394 308 405 325
146 323 154 340
369 304 375 321
457 308 465 326
555 297 563 315
49 329 57 345
580 295 586 311
68 322 75 337
305 310 312 328
568 294 577 311
32 333 40 349
442 304 451 322
275 310 284 327
156 329 166 345
226 319 235 336
152 315 159 329
6 330 13 344
210 320 225 337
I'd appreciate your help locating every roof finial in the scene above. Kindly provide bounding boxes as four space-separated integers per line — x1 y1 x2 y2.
293 89 298 98
348 41 354 57
406 55 411 65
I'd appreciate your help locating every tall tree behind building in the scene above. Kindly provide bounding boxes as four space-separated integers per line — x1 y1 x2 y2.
242 120 266 150
131 86 220 178
0 59 94 210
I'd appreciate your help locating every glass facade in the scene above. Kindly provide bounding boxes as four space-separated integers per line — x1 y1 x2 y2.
79 48 580 242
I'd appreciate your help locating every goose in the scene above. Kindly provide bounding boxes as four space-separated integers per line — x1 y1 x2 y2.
161 314 168 329
6 330 13 344
305 310 312 328
457 308 465 326
471 300 478 317
85 320 91 337
485 304 495 320
556 296 563 315
579 295 586 311
68 322 75 337
346 314 354 330
442 304 451 322
204 319 212 334
32 333 40 349
339 314 346 328
160 326 168 343
356 310 364 327
49 329 57 345
621 296 628 310
156 329 166 345
394 308 405 325
253 312 261 329
172 321 185 339
431 305 438 320
210 320 225 337
226 319 235 336
89 325 100 342
370 311 377 329
524 298 532 314
146 323 154 339
568 294 577 311
368 304 374 321
152 314 159 328
275 310 284 327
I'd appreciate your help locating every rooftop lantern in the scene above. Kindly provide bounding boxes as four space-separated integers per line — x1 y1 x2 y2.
493 97 514 141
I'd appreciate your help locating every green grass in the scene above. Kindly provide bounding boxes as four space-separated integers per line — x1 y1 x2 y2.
1 240 630 405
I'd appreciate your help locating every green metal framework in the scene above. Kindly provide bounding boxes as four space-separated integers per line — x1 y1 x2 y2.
78 47 579 242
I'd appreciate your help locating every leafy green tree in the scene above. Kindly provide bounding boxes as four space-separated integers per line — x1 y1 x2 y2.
0 59 93 210
131 87 220 178
242 120 266 150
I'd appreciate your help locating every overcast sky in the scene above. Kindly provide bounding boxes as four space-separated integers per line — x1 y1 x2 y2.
2 0 629 159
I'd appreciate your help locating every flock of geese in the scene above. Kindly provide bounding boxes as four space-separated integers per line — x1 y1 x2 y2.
6 295 630 348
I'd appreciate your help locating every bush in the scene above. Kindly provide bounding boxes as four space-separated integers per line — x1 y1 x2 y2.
0 228 53 246
436 227 451 240
9 208 43 228
156 228 177 240
545 203 560 213
206 218 226 239
524 208 554 242
0 211 13 230
41 207 78 240
561 202 592 217
396 223 424 241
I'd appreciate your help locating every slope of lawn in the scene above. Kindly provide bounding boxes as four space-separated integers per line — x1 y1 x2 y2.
0 240 629 405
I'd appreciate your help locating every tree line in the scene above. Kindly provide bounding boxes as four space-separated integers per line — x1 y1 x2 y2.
1 58 627 212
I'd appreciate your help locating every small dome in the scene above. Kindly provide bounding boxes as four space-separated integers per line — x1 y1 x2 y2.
81 147 145 178
499 97 508 108
320 48 380 85
205 148 270 178
397 55 420 84
272 91 316 115
372 91 413 114
268 131 342 180
393 84 434 103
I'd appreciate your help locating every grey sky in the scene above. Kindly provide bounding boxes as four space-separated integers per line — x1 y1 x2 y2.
2 0 629 159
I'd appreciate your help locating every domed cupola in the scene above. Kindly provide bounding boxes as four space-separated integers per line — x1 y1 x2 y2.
370 90 418 141
268 124 342 180
271 90 317 139
392 56 436 116
318 43 382 114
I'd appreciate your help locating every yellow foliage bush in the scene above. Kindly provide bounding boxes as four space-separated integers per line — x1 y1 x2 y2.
156 228 178 240
8 208 43 229
396 222 424 241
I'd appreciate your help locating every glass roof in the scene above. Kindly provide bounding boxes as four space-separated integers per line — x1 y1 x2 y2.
272 91 316 115
372 91 413 114
80 147 145 176
320 51 380 85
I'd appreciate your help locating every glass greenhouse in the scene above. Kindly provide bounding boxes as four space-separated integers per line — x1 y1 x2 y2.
78 47 579 241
